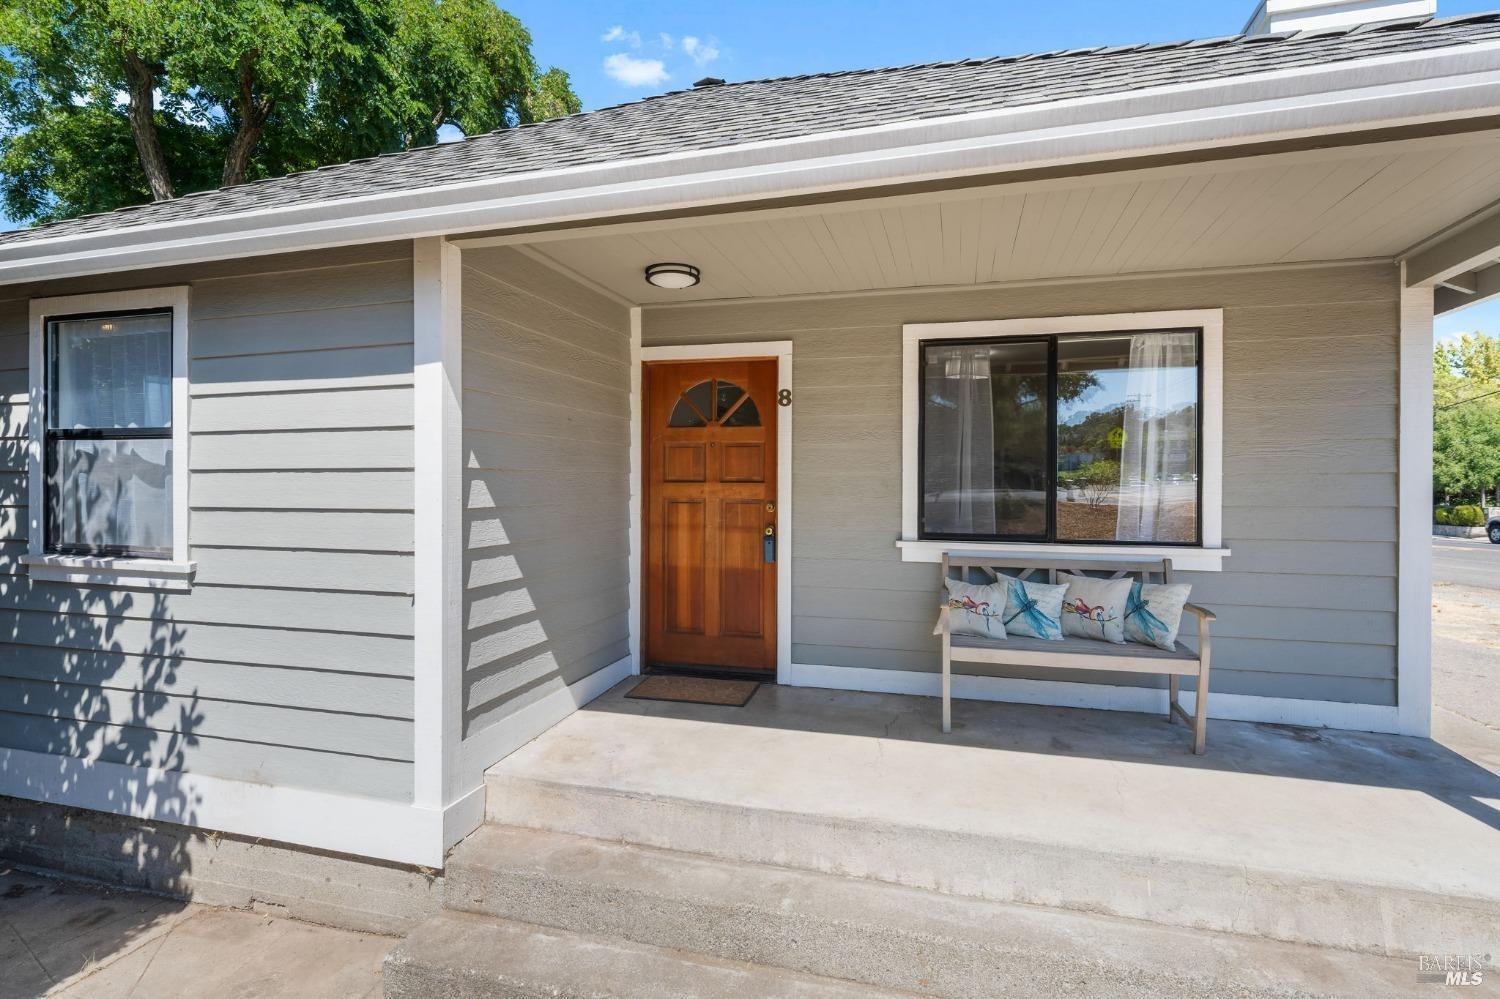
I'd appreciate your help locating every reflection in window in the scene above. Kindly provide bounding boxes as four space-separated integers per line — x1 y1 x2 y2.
715 381 744 420
667 379 761 427
922 341 1047 538
1057 333 1198 544
669 380 712 426
45 311 174 557
721 396 760 427
919 329 1200 546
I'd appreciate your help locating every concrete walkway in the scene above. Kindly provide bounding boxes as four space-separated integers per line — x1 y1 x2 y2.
0 868 392 999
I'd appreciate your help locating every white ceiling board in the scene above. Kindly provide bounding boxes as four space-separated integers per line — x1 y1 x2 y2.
526 132 1500 304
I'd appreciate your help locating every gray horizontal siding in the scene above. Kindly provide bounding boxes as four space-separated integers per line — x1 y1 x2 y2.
644 262 1401 706
0 242 417 801
460 246 632 764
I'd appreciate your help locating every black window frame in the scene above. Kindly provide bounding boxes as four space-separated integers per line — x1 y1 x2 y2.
917 327 1205 548
43 307 175 560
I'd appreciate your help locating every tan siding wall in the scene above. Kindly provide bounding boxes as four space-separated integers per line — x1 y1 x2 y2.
0 243 416 801
643 262 1399 706
461 247 632 745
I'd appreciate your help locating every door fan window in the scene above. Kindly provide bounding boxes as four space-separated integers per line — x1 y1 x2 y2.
668 379 761 428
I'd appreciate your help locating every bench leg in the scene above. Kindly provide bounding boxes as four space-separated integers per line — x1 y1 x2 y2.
1193 630 1211 755
1168 675 1179 724
941 634 952 734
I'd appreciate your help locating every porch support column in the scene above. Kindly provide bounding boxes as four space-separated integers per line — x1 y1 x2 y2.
412 237 465 823
1397 269 1433 738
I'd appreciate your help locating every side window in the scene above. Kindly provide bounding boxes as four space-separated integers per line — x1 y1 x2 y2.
44 311 174 558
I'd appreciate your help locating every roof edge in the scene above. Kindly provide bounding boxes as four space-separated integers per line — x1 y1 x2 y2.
5 38 1500 286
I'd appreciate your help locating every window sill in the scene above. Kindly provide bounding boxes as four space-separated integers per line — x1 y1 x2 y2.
895 539 1230 572
21 554 197 591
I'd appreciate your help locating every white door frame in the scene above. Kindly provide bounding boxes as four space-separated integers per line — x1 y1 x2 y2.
630 340 794 678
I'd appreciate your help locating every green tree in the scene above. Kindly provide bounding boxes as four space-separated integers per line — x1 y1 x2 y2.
0 0 578 225
1433 333 1500 504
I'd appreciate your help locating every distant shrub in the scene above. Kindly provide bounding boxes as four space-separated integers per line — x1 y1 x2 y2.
1435 506 1453 525
1451 505 1487 527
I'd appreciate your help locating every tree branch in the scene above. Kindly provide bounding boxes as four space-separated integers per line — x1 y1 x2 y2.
220 52 273 188
122 53 174 201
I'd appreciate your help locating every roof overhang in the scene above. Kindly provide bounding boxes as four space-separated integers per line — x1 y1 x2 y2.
8 38 1500 287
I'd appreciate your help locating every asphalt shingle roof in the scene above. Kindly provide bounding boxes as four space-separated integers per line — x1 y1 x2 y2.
6 11 1500 248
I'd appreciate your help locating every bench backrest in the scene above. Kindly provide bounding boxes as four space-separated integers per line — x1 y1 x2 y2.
940 552 1175 588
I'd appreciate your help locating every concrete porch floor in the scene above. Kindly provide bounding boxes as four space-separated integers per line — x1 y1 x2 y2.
489 680 1500 958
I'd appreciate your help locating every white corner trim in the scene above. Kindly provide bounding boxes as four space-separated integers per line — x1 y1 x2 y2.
627 309 644 676
26 286 191 584
0 745 452 867
900 310 1224 563
412 236 463 811
1396 276 1434 738
635 341 794 676
784 662 1402 735
894 540 1230 571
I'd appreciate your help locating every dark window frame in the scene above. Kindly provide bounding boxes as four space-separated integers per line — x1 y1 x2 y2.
43 307 174 559
917 327 1205 548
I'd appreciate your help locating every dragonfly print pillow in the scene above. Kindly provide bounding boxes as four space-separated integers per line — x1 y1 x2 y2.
942 577 1008 639
1125 581 1193 652
1000 576 1066 641
1058 573 1133 645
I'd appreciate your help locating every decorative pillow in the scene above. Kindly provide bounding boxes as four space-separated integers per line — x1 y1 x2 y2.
942 577 1008 639
1058 573 1133 645
1125 581 1193 652
1000 576 1066 641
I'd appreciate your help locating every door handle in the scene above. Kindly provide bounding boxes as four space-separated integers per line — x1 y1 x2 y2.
763 525 776 564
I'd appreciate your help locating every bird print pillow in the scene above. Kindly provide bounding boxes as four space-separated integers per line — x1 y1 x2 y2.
1124 581 1193 652
942 577 1008 639
1058 573 1133 645
1000 576 1066 641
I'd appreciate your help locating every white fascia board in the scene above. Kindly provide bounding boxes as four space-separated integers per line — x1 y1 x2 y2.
7 40 1500 285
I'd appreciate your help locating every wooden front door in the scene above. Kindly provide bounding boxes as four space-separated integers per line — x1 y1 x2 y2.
644 359 778 674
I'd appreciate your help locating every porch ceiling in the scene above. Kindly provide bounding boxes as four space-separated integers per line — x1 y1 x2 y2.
517 130 1500 304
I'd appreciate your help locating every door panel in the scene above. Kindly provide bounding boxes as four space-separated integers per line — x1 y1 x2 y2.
720 443 765 482
719 499 765 639
663 443 707 482
645 358 778 673
663 499 706 635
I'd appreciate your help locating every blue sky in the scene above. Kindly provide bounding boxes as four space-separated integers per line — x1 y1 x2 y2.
507 0 1500 111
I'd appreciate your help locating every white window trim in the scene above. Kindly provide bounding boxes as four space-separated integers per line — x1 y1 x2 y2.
25 287 195 591
899 310 1228 572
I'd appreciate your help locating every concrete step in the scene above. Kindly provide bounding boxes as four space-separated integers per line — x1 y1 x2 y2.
443 824 1420 999
382 910 914 999
484 686 1500 959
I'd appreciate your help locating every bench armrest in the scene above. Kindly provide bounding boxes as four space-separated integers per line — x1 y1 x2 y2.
1182 602 1216 623
933 604 951 637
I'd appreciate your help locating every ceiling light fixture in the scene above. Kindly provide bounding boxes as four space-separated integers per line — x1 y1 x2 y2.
644 262 701 290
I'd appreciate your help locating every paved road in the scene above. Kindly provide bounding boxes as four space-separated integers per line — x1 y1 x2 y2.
1432 535 1500 589
1431 536 1500 761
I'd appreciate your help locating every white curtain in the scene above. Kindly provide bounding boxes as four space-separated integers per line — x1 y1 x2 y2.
928 346 996 535
1116 332 1196 542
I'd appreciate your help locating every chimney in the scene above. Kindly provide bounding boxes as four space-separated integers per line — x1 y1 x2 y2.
1244 0 1436 33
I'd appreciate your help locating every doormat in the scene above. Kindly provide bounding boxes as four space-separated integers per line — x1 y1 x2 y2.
626 675 760 707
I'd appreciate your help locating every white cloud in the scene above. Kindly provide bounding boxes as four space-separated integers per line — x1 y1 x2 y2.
681 36 721 67
604 53 670 87
601 25 641 47
659 33 675 49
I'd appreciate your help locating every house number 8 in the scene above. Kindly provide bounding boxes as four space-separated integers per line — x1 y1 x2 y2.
777 389 792 407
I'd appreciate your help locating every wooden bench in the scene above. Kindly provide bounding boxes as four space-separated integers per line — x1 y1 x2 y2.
937 553 1216 754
